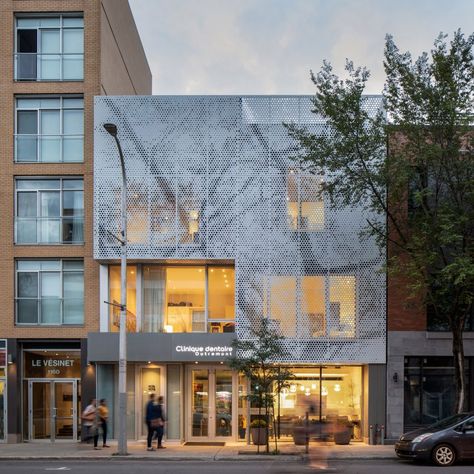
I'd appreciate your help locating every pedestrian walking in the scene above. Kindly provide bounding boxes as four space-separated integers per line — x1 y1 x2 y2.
145 394 166 450
82 398 99 449
97 398 110 447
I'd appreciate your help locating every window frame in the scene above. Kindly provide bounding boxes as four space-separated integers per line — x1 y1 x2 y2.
15 259 84 326
15 95 84 163
15 177 84 245
14 14 84 81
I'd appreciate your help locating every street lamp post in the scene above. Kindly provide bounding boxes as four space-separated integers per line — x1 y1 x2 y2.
103 123 128 455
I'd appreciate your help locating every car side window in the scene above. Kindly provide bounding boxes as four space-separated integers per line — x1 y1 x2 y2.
462 418 474 432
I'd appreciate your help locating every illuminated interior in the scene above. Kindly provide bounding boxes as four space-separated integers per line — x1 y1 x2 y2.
109 265 235 333
109 265 137 332
269 275 355 338
277 366 362 439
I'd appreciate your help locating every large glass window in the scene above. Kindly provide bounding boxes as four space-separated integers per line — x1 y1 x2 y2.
404 357 471 429
15 96 84 162
15 178 84 244
271 366 362 440
0 340 6 442
15 15 84 81
110 265 235 333
16 260 84 325
287 173 324 231
268 274 356 338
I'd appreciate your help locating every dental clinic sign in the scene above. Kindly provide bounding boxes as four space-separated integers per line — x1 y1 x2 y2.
175 345 233 358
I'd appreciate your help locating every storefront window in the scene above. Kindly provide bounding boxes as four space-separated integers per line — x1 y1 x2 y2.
404 357 471 428
208 267 235 333
276 366 362 440
167 365 181 439
109 265 137 332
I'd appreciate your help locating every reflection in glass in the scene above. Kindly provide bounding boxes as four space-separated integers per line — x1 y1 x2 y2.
54 382 74 439
32 382 51 439
192 370 209 437
215 370 232 437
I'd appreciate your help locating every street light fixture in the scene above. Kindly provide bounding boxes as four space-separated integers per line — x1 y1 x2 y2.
103 122 128 455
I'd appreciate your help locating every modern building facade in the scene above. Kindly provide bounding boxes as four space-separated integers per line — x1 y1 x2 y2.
90 95 386 443
0 0 151 443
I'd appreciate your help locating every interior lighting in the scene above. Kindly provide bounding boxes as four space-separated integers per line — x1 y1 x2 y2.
311 384 317 390
334 384 341 392
290 384 296 393
321 386 328 396
300 385 305 391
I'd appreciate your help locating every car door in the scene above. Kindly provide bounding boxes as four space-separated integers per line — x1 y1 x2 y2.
458 417 474 459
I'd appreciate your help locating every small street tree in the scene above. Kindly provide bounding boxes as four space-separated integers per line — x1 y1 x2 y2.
227 319 293 453
287 30 474 413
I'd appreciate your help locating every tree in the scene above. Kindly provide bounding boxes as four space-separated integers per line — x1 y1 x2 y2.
227 319 293 453
286 30 474 413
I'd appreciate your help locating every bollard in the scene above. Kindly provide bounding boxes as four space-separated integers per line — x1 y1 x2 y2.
380 425 385 445
369 424 375 445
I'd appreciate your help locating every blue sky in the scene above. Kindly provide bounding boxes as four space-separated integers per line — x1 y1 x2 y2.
129 0 473 95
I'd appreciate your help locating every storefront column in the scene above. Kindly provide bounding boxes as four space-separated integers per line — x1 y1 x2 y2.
7 339 20 443
362 364 386 444
80 339 96 431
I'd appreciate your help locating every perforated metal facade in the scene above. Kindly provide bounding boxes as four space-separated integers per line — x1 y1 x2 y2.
94 96 385 364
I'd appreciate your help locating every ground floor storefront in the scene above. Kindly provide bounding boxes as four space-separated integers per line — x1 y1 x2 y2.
3 339 94 443
386 331 474 440
89 333 385 444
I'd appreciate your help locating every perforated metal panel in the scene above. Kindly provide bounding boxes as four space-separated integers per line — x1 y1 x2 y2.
94 95 385 363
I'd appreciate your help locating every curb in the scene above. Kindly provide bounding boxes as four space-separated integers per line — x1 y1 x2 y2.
0 455 398 462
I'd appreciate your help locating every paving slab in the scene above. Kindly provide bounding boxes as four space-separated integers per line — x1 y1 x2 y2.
0 440 396 461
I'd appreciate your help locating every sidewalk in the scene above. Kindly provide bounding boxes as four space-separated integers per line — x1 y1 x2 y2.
0 440 396 461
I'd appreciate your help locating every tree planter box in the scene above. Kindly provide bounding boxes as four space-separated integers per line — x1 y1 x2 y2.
292 427 308 445
251 427 268 445
334 428 351 445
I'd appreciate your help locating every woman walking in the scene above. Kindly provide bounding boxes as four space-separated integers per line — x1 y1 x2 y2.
82 398 99 449
97 399 110 448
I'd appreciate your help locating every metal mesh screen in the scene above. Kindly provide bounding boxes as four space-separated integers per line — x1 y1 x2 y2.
94 95 385 363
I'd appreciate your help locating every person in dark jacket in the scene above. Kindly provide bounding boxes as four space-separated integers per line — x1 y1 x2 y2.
145 394 166 450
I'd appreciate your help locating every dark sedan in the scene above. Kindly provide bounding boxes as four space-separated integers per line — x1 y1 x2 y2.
395 413 474 466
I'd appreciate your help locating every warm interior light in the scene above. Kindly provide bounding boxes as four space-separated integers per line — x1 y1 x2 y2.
334 384 341 392
164 325 173 333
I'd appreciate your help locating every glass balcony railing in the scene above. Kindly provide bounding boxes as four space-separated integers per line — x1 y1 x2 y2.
15 217 84 244
15 135 83 162
14 53 84 81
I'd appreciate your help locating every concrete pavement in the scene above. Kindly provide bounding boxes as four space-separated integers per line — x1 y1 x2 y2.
0 440 396 461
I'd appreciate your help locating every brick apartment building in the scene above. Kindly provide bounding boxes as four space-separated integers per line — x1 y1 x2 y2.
0 0 150 443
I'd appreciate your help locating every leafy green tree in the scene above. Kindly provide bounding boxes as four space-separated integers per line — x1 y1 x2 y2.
287 31 474 413
227 319 292 453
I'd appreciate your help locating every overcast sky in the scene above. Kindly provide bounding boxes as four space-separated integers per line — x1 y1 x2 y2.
128 0 473 95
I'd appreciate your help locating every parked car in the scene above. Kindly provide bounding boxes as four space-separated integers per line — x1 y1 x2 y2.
395 413 474 466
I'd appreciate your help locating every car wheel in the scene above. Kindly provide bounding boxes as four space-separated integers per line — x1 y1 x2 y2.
432 444 456 466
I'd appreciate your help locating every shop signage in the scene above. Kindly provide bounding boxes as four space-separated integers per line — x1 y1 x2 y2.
24 351 81 379
175 345 233 357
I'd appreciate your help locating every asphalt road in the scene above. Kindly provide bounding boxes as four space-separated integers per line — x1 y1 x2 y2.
1 460 474 474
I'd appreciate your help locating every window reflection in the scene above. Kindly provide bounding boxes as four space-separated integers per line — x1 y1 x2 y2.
109 266 137 332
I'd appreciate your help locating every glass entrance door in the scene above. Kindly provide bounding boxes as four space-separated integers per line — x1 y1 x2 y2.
188 367 235 441
29 380 77 441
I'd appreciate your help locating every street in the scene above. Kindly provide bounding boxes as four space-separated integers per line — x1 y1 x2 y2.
1 460 474 474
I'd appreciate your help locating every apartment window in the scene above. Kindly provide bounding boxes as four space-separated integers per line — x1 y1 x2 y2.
109 265 235 333
287 173 324 231
268 274 355 338
16 260 84 325
15 96 84 162
427 305 474 332
15 15 84 81
15 178 84 244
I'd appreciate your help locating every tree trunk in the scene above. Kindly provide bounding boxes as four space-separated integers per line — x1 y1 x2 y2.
452 325 466 413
